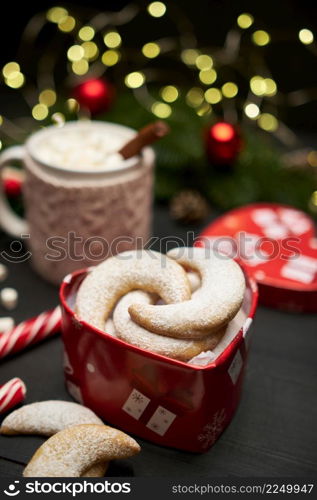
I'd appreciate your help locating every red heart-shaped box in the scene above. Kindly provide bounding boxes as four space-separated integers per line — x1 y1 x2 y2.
198 203 317 312
60 267 258 452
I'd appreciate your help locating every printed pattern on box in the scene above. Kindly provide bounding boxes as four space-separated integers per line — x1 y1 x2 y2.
228 350 243 384
146 406 177 436
281 255 317 284
122 388 150 420
198 408 226 449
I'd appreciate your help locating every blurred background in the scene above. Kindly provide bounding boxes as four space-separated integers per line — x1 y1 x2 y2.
1 0 317 224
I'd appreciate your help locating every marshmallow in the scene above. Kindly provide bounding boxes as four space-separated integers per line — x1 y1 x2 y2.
0 288 18 310
34 125 129 171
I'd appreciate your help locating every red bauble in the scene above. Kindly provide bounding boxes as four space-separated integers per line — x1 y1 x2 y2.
4 176 23 198
72 78 115 114
206 122 242 166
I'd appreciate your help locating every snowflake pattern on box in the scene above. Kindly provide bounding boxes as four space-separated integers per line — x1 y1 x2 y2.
146 405 177 436
122 388 150 420
198 408 226 449
132 392 145 404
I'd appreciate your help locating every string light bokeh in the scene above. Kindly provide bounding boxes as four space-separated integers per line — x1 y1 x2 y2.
0 1 317 210
1 4 316 130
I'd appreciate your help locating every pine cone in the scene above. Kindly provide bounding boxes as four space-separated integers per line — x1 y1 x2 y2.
169 190 210 224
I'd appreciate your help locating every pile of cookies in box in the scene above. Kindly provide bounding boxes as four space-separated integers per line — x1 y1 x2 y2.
76 246 246 362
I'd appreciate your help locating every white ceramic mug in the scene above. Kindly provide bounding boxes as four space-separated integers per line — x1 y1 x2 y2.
0 121 154 285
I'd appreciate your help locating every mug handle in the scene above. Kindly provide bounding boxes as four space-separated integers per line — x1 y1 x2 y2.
0 146 29 237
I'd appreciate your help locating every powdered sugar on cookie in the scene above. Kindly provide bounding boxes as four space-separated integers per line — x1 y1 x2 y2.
23 424 140 477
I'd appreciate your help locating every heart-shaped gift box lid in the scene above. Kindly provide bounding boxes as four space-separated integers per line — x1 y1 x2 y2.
198 203 317 312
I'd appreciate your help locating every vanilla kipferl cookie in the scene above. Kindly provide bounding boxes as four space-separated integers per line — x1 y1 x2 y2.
113 290 224 361
76 250 191 331
0 400 103 436
23 424 140 477
129 247 245 338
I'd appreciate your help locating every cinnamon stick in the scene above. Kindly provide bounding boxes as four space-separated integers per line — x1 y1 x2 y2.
119 121 170 159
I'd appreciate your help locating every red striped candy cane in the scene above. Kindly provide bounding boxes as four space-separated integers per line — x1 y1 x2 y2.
0 377 26 414
0 306 61 360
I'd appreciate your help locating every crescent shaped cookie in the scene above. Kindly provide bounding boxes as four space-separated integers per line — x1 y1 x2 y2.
0 400 103 436
113 291 224 361
0 400 108 477
23 424 140 477
129 246 245 339
76 250 191 331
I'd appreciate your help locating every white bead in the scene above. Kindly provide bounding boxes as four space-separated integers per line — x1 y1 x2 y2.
0 316 15 333
0 264 8 282
0 287 18 310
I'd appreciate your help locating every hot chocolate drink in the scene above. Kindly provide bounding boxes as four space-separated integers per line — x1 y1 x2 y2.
31 121 134 172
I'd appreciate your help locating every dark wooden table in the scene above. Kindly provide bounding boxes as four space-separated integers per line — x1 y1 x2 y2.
0 206 316 478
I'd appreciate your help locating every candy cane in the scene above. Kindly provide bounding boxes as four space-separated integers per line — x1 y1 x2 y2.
0 306 61 359
0 378 26 414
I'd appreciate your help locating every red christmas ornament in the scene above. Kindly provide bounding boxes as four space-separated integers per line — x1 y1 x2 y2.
206 122 242 166
4 177 22 198
72 78 115 114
